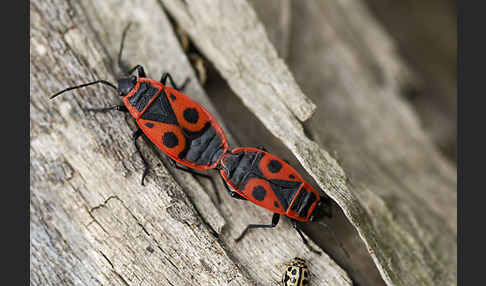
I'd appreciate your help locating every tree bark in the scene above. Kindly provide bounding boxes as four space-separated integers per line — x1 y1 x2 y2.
31 0 351 285
161 0 456 286
31 0 456 285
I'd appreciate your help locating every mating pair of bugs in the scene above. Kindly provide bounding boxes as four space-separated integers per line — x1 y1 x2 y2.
50 30 334 255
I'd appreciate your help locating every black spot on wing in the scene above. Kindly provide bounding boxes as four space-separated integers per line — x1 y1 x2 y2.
183 108 199 124
163 132 178 148
268 159 282 173
289 174 295 179
252 186 266 201
145 122 154 128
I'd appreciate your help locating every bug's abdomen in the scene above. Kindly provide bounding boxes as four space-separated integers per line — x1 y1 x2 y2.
179 121 226 166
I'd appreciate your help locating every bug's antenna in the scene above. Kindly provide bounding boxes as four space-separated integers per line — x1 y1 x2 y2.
50 80 118 99
317 221 351 260
118 22 132 73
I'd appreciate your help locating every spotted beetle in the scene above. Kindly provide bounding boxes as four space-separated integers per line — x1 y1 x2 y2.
282 257 310 286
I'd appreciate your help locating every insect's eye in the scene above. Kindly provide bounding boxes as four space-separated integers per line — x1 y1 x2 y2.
117 76 137 96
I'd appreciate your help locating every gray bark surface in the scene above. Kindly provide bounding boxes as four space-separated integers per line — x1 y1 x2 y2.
31 0 456 286
161 0 456 286
364 0 457 161
31 0 351 285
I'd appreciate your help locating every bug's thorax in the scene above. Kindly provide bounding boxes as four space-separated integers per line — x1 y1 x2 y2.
122 78 165 120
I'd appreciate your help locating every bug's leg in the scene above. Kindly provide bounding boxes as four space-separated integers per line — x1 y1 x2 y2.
116 23 146 79
219 176 247 200
234 213 280 242
133 129 149 186
167 158 221 204
127 65 147 78
292 220 322 255
84 105 128 113
160 72 190 92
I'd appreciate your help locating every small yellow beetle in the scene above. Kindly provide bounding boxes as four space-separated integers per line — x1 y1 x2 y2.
282 257 310 286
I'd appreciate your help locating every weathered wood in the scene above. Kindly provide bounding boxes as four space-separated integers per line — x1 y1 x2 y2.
364 0 457 161
285 3 457 283
30 0 351 285
161 0 456 286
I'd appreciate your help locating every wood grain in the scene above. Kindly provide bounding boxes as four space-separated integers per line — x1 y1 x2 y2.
30 0 351 285
160 0 457 285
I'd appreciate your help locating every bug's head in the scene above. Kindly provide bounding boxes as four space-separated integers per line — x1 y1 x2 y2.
313 196 352 261
291 257 306 266
309 196 332 222
117 75 138 96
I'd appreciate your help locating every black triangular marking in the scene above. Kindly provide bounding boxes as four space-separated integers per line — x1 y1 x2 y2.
268 179 302 210
141 89 178 125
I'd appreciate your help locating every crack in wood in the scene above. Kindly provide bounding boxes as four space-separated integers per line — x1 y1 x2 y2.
99 250 114 268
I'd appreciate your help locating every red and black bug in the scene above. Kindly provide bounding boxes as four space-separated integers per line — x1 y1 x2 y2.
50 25 229 193
50 65 228 191
218 146 335 254
51 74 334 254
50 25 341 255
118 67 229 171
